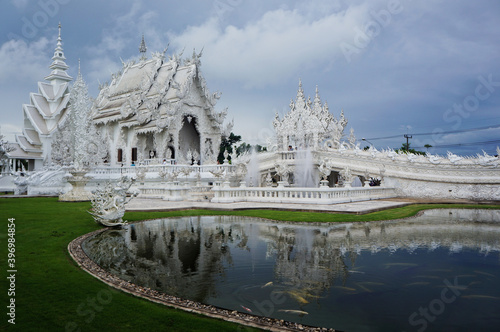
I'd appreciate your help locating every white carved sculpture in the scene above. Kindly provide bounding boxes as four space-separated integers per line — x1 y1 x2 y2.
447 151 463 164
273 81 348 150
158 167 169 182
265 171 273 187
477 150 498 167
135 167 146 183
318 159 332 181
58 68 108 201
275 162 292 185
88 176 137 227
426 153 441 165
339 167 354 187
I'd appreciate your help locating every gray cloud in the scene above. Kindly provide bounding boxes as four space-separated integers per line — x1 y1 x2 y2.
1 0 499 155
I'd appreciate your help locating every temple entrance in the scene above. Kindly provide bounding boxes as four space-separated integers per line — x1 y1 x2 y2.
143 134 156 160
178 115 200 164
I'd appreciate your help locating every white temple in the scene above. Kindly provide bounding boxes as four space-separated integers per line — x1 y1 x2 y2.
2 25 499 202
6 24 72 171
92 37 231 167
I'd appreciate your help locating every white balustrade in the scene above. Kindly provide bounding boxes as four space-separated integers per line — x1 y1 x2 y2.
138 184 191 201
211 186 396 204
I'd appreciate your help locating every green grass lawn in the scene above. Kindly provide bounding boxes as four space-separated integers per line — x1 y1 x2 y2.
0 197 498 331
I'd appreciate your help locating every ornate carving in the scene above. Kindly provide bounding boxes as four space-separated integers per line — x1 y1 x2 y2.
273 82 348 150
88 176 137 227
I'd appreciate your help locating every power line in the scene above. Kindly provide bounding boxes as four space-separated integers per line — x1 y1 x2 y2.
365 124 500 141
413 139 500 149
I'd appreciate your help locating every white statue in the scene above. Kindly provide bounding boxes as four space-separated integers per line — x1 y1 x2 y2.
318 159 332 181
88 176 137 227
447 151 463 164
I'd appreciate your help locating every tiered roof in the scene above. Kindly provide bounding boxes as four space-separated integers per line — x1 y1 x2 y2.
93 46 227 133
9 24 72 161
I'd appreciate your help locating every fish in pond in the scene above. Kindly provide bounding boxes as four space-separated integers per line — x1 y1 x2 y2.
356 283 372 293
240 305 252 313
262 281 273 288
287 291 309 304
278 309 309 315
333 286 357 292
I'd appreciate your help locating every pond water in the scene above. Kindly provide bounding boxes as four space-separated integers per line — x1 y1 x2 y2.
82 209 500 331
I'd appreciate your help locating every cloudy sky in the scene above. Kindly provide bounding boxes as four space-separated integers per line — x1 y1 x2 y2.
1 0 499 155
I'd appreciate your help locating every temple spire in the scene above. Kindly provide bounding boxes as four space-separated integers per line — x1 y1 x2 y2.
313 85 322 111
139 34 147 60
45 23 72 84
295 79 306 107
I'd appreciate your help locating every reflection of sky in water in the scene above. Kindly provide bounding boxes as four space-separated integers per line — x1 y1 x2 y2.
83 209 500 331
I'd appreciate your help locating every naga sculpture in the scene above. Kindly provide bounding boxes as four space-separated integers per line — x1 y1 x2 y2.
88 176 137 227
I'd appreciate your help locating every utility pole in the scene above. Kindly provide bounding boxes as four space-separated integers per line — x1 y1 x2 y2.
404 134 412 152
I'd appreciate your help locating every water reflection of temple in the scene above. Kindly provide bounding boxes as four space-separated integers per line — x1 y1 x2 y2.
83 209 500 303
84 216 252 302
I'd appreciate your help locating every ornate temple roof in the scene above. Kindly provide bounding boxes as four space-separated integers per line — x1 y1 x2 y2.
8 24 72 160
92 42 227 133
273 80 348 149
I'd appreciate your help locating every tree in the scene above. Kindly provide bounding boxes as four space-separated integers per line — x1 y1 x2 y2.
424 144 432 152
394 142 426 155
218 132 241 164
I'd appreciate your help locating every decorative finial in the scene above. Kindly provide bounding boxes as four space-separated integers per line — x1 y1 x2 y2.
44 22 72 83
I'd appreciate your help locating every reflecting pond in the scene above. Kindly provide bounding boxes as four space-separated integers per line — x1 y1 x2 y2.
82 209 500 331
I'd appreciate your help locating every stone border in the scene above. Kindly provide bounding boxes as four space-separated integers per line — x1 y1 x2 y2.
68 226 338 332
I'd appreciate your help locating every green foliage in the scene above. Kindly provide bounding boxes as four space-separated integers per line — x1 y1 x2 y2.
218 132 267 164
395 142 426 155
236 143 267 156
217 132 241 164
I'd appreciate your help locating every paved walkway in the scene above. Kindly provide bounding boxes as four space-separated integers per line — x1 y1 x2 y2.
125 198 412 214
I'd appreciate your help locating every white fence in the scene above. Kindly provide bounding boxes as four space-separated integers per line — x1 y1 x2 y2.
211 186 396 204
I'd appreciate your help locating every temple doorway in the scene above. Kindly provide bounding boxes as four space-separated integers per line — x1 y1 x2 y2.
178 115 200 164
